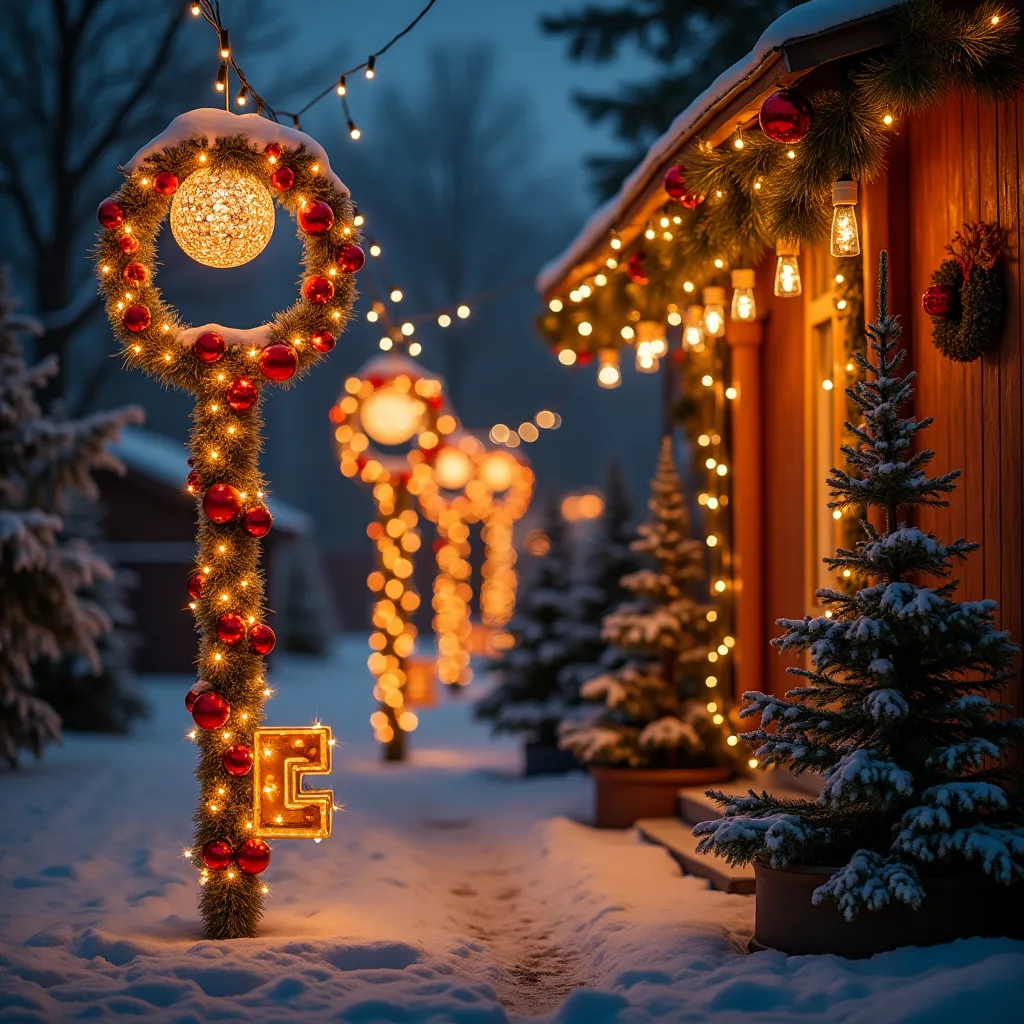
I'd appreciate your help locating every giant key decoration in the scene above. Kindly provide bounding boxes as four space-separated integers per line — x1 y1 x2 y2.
94 110 359 939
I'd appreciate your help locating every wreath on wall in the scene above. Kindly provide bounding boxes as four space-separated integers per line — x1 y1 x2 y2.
923 222 1006 363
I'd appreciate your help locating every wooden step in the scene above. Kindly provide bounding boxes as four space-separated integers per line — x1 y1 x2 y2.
636 817 756 894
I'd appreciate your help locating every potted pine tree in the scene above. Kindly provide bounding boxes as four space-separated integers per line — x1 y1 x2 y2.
694 253 1023 956
560 437 733 827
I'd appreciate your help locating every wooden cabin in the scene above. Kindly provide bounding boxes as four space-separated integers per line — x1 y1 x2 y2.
538 0 1023 720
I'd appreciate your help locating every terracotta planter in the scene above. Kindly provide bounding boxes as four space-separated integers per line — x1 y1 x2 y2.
590 764 733 828
753 861 1024 957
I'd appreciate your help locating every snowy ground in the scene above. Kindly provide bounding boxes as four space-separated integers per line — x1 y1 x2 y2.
2 638 1023 1023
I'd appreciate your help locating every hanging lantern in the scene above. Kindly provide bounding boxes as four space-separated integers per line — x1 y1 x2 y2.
830 180 861 257
702 287 727 337
635 340 659 373
636 320 667 358
169 167 276 268
683 306 706 350
625 250 649 285
597 348 621 388
774 240 803 297
730 269 757 321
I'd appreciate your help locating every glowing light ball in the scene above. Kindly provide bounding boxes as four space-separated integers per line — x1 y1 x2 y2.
433 445 474 491
170 167 275 268
360 387 426 447
480 450 518 493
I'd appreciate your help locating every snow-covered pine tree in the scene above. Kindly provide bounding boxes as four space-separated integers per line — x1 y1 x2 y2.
558 459 642 693
475 491 577 746
0 268 143 767
694 251 1022 920
559 436 725 768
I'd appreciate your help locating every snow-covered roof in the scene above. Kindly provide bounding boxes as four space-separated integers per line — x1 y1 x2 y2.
537 0 901 294
127 108 348 194
358 351 446 385
111 426 311 535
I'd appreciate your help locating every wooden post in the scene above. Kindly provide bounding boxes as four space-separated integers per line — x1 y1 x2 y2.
726 319 765 703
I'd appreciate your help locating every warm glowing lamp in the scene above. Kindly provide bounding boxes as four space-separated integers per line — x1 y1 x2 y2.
730 269 757 321
479 449 518 493
597 348 621 388
170 167 276 268
360 387 426 446
702 287 727 337
830 179 861 257
433 445 474 491
774 239 802 297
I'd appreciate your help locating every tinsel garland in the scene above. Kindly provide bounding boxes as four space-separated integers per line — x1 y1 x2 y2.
94 131 358 940
540 0 1023 356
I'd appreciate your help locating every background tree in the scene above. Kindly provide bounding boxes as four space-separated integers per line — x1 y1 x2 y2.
694 253 1022 920
542 0 799 195
0 269 142 768
559 437 725 767
476 492 577 747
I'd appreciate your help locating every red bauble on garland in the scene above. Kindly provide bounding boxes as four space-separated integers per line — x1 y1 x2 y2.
259 343 298 382
153 171 179 195
226 377 258 411
201 839 234 871
270 166 295 191
194 331 225 363
184 679 211 712
663 165 688 200
236 838 271 874
187 571 206 600
222 744 254 776
336 243 365 272
248 623 276 655
264 142 283 160
302 276 334 304
216 612 247 645
311 330 336 353
119 234 140 254
298 201 334 235
186 469 200 494
758 89 814 144
626 251 649 285
123 262 148 285
191 690 230 731
922 283 956 318
97 199 124 230
244 506 273 537
122 304 151 333
202 482 243 524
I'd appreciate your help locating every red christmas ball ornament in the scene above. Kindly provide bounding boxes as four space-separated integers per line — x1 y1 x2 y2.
194 330 225 363
201 839 234 871
216 612 247 645
122 262 148 285
191 690 230 731
244 506 273 538
222 744 254 776
119 234 140 254
184 679 211 712
187 570 205 600
663 165 687 200
302 275 335 304
202 482 243 524
122 304 151 333
186 469 200 494
226 377 258 411
298 200 334 235
270 165 295 191
758 89 814 145
153 171 179 195
259 343 298 382
248 623 276 656
336 243 365 273
922 283 957 318
236 838 271 875
577 351 593 367
311 330 336 353
97 198 124 230
626 250 649 285
264 142 283 160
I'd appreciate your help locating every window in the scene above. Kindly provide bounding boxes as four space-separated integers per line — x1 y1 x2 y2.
805 243 842 608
